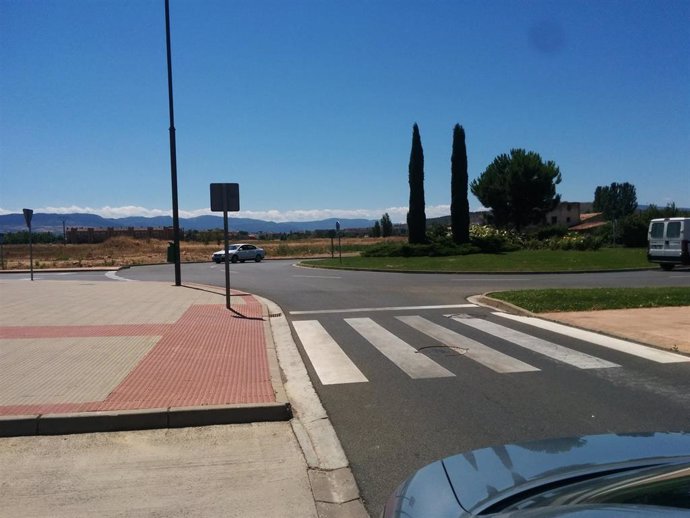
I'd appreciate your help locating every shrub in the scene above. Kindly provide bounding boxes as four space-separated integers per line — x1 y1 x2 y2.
523 238 544 250
545 233 602 251
532 225 569 241
469 225 523 253
619 215 649 248
361 238 479 258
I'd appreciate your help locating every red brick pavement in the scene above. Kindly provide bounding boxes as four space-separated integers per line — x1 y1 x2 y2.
0 295 276 416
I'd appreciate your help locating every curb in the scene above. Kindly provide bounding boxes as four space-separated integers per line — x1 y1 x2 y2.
296 262 657 275
467 294 535 316
258 295 369 518
0 403 292 438
0 267 121 274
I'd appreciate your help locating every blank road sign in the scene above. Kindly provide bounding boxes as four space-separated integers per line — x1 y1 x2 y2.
210 183 240 212
23 208 33 227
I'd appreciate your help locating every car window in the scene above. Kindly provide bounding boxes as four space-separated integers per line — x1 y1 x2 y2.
597 467 690 509
228 245 239 250
650 222 664 239
246 245 256 250
667 222 681 239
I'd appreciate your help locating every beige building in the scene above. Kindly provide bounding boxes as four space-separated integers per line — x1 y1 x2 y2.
545 202 581 227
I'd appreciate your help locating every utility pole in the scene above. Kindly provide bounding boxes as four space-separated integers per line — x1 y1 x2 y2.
165 0 182 286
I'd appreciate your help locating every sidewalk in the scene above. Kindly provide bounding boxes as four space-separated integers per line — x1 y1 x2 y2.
540 306 690 355
0 280 290 435
0 279 368 518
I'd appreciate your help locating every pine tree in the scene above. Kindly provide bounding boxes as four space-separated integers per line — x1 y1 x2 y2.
450 124 470 244
407 123 427 244
471 149 561 231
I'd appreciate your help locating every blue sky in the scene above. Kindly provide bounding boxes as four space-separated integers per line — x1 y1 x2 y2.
1 0 688 223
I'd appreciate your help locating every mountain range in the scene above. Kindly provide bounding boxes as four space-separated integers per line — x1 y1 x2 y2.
0 212 377 234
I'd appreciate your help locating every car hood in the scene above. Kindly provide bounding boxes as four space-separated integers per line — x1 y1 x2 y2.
442 432 690 515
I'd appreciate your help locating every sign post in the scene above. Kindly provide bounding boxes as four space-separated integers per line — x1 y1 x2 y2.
210 183 240 310
336 221 342 264
23 208 34 281
328 229 335 258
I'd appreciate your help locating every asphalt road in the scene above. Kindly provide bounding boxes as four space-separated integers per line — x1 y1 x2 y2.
6 262 690 515
116 259 690 307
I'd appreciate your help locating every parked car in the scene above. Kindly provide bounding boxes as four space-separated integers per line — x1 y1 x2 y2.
211 244 265 263
647 217 690 270
381 432 690 517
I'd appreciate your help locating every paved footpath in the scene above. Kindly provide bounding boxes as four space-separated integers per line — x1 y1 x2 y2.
0 280 289 434
0 279 369 518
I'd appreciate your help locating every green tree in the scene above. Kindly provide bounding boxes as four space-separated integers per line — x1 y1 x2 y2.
380 213 393 237
371 221 382 237
450 124 470 244
407 123 427 243
470 149 562 231
593 182 638 220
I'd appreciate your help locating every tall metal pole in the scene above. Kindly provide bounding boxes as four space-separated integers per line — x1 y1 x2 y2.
28 222 33 281
165 0 182 286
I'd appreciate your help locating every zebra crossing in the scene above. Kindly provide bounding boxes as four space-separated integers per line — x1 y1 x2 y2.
292 311 689 386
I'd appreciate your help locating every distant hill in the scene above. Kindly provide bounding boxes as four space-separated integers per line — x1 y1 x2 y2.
0 212 376 234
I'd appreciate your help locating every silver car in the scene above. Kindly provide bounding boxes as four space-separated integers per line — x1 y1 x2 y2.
212 243 265 263
382 432 690 517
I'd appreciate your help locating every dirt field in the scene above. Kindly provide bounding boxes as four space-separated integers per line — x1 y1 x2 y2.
0 236 401 270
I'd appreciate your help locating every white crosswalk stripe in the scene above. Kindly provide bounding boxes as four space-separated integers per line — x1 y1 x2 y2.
397 315 539 373
345 318 455 379
447 315 619 369
292 313 688 386
292 320 368 385
494 313 690 364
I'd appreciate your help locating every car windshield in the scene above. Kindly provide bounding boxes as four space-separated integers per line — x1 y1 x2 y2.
227 245 239 251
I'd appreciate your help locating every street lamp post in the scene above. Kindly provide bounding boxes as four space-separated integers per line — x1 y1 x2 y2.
165 0 182 286
23 208 33 281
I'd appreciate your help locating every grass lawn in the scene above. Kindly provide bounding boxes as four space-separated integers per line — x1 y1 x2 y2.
301 248 652 273
489 287 690 313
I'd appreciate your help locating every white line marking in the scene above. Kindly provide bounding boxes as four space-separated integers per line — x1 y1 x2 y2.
448 315 619 369
452 278 532 282
494 313 690 364
292 320 368 385
290 304 477 315
105 271 135 282
345 318 455 379
397 316 539 373
293 275 343 279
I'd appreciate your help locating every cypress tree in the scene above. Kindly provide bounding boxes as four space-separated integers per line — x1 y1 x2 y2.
451 124 470 244
380 213 393 237
372 221 381 237
407 123 427 244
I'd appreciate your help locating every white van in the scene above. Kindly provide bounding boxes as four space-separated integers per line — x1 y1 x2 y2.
647 217 690 270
